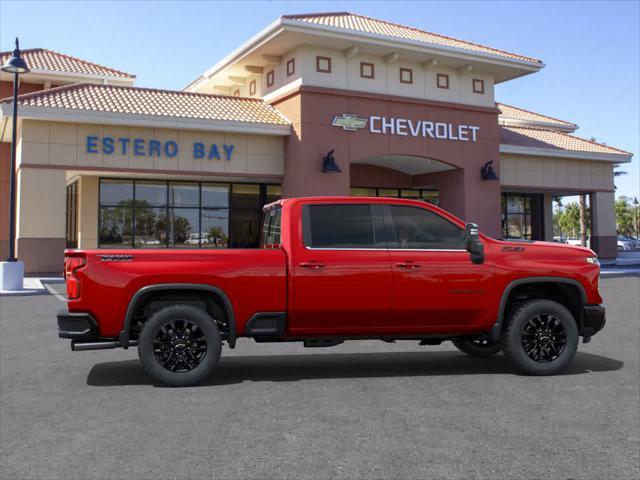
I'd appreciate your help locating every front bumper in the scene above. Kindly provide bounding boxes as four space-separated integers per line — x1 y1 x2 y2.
582 305 606 340
57 310 98 340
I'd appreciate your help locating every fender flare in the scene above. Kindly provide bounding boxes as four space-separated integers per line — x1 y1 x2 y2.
118 283 237 348
489 276 587 342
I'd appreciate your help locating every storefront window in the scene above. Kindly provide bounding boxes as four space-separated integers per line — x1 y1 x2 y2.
66 181 79 248
502 193 542 240
98 179 278 249
230 184 261 248
350 187 439 204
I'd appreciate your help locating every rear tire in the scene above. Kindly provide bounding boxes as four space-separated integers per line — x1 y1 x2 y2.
138 304 221 387
451 338 502 357
501 299 578 376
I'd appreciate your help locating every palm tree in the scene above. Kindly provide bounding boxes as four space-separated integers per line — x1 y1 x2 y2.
579 194 587 247
613 165 627 190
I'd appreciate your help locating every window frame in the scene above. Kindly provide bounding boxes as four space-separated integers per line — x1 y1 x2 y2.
360 62 375 79
472 78 485 94
399 67 413 84
437 73 449 89
316 56 331 73
302 203 386 250
266 70 274 87
249 80 256 96
286 58 295 77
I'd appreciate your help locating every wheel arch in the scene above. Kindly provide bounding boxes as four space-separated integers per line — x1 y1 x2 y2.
119 283 237 348
489 277 587 342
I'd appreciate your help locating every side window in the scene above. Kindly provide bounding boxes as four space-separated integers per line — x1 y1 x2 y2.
388 206 465 250
261 208 281 248
304 204 383 249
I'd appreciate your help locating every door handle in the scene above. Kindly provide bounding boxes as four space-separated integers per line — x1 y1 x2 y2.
396 261 420 269
299 261 325 269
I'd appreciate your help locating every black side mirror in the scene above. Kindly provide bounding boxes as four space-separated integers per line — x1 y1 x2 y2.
465 223 484 264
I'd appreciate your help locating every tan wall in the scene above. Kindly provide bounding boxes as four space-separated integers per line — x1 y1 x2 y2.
15 167 67 273
591 191 617 259
19 120 284 176
78 176 99 249
500 154 615 191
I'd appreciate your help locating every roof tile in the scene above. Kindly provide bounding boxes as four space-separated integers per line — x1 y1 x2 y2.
500 125 631 157
0 48 135 79
284 12 542 64
1 83 290 125
497 103 576 128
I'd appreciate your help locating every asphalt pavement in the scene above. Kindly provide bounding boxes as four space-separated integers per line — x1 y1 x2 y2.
0 276 638 480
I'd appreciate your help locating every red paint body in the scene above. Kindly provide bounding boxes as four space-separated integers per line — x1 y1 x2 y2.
65 197 602 340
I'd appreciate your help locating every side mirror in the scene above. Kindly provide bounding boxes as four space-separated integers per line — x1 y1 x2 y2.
465 223 484 264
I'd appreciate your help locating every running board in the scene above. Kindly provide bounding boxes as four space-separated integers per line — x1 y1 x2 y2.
71 340 138 351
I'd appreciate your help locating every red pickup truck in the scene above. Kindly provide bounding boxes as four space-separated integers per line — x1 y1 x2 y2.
58 197 605 386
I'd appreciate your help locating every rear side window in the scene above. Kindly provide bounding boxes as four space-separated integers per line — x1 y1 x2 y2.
304 204 383 248
388 206 465 250
261 208 282 248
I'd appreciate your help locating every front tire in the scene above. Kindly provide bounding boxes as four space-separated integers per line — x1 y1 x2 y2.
451 338 502 357
138 305 221 387
501 299 578 375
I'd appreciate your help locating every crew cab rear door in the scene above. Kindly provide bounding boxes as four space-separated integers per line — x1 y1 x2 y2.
386 204 493 331
288 203 393 335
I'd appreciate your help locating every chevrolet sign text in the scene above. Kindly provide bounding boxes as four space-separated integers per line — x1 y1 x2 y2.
369 116 479 142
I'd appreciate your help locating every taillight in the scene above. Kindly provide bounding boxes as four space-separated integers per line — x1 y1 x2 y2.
65 255 86 299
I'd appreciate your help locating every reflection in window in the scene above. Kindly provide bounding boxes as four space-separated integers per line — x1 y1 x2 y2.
350 187 439 205
201 209 229 248
99 205 133 248
136 181 166 206
135 207 167 247
388 206 465 250
98 179 279 248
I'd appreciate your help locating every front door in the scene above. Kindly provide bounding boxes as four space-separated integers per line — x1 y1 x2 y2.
289 203 393 335
386 205 494 332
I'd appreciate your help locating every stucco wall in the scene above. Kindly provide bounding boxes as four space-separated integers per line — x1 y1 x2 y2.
262 46 495 107
500 154 615 191
18 120 285 177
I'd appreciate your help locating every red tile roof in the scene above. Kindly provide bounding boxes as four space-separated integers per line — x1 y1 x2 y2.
283 12 542 65
500 125 631 157
1 83 290 125
497 103 576 129
0 48 135 79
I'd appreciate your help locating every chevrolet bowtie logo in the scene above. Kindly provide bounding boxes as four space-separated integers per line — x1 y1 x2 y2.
331 114 367 131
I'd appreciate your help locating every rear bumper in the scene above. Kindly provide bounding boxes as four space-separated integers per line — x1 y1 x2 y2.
582 305 606 339
57 310 98 340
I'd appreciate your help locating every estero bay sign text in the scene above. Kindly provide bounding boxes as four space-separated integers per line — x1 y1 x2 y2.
86 136 236 160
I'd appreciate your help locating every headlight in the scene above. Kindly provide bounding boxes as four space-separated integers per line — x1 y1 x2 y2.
586 256 600 265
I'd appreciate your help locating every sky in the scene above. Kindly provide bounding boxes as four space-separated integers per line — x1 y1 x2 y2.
1 0 638 200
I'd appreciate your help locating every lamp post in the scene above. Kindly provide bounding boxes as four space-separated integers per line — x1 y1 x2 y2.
634 197 639 241
0 38 29 291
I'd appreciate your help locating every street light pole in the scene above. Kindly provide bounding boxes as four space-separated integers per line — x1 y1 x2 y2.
0 38 30 291
7 69 19 261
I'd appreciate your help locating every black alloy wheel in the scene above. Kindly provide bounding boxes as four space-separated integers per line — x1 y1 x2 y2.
138 304 222 387
521 313 567 363
153 319 208 373
501 299 578 376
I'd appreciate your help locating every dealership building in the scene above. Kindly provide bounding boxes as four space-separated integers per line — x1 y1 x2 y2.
0 12 632 272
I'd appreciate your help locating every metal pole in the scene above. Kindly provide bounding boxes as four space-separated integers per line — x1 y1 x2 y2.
7 71 19 262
